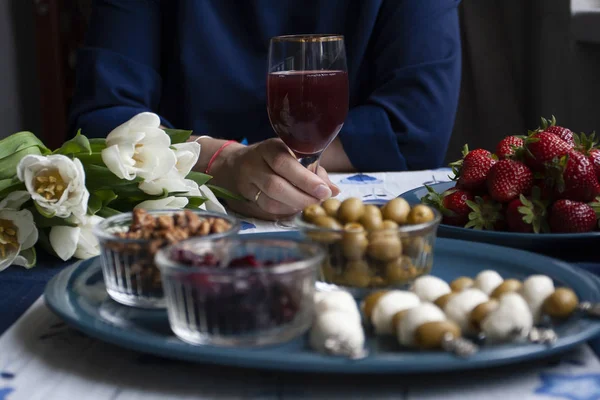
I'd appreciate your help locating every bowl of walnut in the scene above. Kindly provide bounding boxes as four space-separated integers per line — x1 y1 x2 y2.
295 197 441 298
93 209 240 308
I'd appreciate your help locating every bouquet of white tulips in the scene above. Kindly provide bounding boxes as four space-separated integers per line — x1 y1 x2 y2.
0 112 237 271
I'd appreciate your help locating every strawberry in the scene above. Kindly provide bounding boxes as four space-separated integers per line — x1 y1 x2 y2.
549 199 597 233
449 145 497 192
590 149 600 181
504 189 549 233
524 131 571 171
574 131 600 182
539 116 575 148
495 136 524 159
486 159 534 203
591 196 600 230
547 150 600 202
422 185 474 226
464 196 504 230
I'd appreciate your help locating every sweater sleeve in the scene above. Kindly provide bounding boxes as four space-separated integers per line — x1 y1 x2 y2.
67 0 173 138
339 0 462 172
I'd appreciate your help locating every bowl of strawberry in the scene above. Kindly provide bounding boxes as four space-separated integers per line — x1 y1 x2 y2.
155 237 324 347
400 116 600 261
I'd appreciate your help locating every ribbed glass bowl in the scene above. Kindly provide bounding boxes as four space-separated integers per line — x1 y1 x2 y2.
295 206 442 298
155 237 324 347
93 209 240 309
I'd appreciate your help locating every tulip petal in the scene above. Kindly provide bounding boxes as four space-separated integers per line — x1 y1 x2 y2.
135 196 189 210
198 185 227 214
12 248 36 269
101 145 136 180
173 142 201 177
135 146 177 181
0 191 30 210
49 225 80 261
0 244 20 272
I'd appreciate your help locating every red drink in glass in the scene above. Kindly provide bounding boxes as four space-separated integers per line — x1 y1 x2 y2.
267 70 349 157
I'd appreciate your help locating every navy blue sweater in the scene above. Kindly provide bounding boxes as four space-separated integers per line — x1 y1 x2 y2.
69 0 462 172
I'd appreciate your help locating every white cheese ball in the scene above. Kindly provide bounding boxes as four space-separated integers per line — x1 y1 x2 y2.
520 275 555 323
481 292 533 343
444 288 489 333
309 310 365 357
314 290 361 322
411 276 452 303
371 291 421 335
397 303 446 347
474 270 504 296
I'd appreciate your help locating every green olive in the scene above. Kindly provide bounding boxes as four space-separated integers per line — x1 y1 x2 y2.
368 237 402 262
361 290 389 319
415 320 462 350
434 292 456 310
343 260 372 288
407 204 435 225
337 198 365 224
344 222 365 233
469 300 499 331
302 204 327 223
370 276 387 287
450 276 474 292
491 279 523 299
381 220 399 230
385 256 417 284
307 216 342 243
543 288 579 319
320 264 336 281
322 198 341 217
341 231 369 260
381 198 411 224
360 205 384 231
401 237 425 258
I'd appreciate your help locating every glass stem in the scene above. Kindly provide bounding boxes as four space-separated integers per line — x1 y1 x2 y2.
298 154 321 174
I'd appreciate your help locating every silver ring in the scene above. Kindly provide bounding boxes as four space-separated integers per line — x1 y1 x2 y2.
254 190 262 202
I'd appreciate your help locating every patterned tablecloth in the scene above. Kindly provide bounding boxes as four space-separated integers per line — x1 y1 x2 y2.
2 170 600 400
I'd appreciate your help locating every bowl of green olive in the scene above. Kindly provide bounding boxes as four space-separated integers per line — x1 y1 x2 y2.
295 197 442 298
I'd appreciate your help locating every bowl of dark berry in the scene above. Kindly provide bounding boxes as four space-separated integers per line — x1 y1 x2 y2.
296 197 441 298
93 209 240 309
155 237 324 347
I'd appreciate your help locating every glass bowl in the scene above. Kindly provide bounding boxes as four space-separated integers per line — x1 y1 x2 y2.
93 209 240 309
155 237 324 347
295 204 442 298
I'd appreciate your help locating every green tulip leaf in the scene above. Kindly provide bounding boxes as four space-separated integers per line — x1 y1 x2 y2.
53 130 92 156
164 129 193 144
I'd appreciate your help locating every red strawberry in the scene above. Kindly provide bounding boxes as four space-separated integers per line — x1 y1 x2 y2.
590 149 600 181
464 196 504 230
549 199 597 233
449 145 497 192
487 160 534 203
505 190 549 233
548 150 600 202
524 131 571 171
539 116 575 148
422 185 474 226
496 136 524 159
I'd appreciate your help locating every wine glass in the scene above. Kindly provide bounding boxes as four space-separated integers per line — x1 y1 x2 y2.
267 34 349 228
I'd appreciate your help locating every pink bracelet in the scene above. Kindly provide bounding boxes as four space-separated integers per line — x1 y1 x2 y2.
205 140 236 174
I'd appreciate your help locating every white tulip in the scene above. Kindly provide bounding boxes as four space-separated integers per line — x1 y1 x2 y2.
17 154 89 220
172 141 200 177
138 169 202 197
49 215 104 261
0 209 38 271
101 112 177 181
135 196 189 210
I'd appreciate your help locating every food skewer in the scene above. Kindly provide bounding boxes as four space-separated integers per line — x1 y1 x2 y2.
361 290 421 335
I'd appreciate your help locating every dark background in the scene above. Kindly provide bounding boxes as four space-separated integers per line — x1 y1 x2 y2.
3 0 600 165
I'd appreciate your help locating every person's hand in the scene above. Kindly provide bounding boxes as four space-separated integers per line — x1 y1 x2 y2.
209 138 340 220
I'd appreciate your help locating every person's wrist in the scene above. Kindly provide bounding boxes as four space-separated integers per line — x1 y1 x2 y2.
209 141 246 180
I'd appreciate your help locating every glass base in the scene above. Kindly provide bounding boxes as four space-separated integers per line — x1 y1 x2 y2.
106 288 166 309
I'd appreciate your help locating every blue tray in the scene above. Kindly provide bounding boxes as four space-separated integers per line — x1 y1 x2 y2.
400 182 600 261
44 232 600 374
